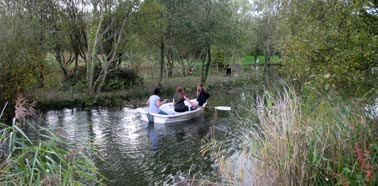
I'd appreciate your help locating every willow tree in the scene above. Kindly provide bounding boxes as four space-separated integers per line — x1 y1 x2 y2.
50 0 88 80
86 0 140 99
277 0 378 96
0 0 55 103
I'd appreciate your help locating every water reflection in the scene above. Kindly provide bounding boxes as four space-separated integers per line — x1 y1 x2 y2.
42 108 217 185
43 108 93 146
147 123 160 152
38 67 284 185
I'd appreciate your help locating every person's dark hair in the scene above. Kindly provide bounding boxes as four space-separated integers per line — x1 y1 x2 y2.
153 87 161 95
198 82 204 87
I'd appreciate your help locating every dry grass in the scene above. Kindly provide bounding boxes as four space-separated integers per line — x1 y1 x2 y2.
230 85 377 185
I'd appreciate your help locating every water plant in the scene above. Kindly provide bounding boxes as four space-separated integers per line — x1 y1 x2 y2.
231 85 377 185
0 95 103 185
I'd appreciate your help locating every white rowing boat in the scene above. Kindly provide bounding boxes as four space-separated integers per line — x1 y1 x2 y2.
137 99 206 124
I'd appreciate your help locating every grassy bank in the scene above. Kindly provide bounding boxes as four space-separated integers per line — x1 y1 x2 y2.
224 86 377 185
30 73 261 110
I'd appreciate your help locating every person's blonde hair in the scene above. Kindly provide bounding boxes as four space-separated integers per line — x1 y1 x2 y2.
176 86 184 99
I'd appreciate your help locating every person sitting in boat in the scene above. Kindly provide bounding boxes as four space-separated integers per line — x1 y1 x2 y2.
173 86 195 112
196 82 209 106
146 87 168 115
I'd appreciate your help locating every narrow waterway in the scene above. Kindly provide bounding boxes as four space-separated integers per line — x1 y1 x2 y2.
40 67 377 185
42 95 238 185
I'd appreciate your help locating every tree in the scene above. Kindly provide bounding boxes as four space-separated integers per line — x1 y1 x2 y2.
277 0 378 95
51 0 88 80
85 0 141 99
0 0 56 103
177 0 238 83
135 0 168 87
250 0 281 66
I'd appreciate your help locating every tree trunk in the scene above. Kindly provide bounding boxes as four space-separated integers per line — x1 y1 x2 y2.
264 35 269 68
54 48 69 80
200 49 206 83
74 54 79 76
202 0 212 84
159 37 165 87
204 47 211 84
167 48 174 78
117 53 122 66
86 17 102 98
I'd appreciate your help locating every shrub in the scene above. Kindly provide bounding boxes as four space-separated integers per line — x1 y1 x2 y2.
102 68 143 92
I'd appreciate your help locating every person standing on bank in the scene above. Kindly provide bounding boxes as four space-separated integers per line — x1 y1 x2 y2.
196 82 209 106
146 87 168 115
173 86 194 112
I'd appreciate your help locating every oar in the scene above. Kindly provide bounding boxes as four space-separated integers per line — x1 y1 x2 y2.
204 106 231 111
214 106 231 111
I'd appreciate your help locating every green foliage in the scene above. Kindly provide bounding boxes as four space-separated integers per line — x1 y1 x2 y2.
278 0 378 96
135 0 168 45
0 120 103 185
0 23 44 101
102 68 143 92
0 0 265 103
61 66 88 92
211 46 226 67
0 1 58 102
234 85 378 185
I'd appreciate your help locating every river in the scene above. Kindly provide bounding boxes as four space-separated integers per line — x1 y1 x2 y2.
40 67 377 185
42 95 238 185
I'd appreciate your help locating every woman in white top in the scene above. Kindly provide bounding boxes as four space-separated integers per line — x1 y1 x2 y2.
146 87 168 115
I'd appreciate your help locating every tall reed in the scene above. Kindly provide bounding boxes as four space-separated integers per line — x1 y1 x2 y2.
232 86 377 185
0 119 104 185
0 95 103 185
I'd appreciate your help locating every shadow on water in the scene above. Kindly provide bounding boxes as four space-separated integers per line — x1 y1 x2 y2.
146 116 207 152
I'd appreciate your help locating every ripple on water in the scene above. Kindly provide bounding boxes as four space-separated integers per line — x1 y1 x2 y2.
42 106 236 186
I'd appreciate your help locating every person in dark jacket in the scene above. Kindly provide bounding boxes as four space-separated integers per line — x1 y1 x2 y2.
173 86 194 112
196 82 208 106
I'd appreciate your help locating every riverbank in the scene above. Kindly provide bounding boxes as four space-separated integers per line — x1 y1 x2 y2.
223 86 378 185
30 74 260 110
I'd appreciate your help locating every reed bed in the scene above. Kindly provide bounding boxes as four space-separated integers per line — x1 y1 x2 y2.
0 119 104 185
231 86 377 185
0 95 103 185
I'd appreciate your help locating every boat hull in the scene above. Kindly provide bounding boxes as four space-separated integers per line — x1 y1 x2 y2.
137 100 205 124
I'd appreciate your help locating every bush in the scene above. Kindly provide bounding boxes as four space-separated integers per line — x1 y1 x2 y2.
102 68 143 92
60 66 87 92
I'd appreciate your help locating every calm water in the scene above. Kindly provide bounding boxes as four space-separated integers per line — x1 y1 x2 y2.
42 97 237 185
